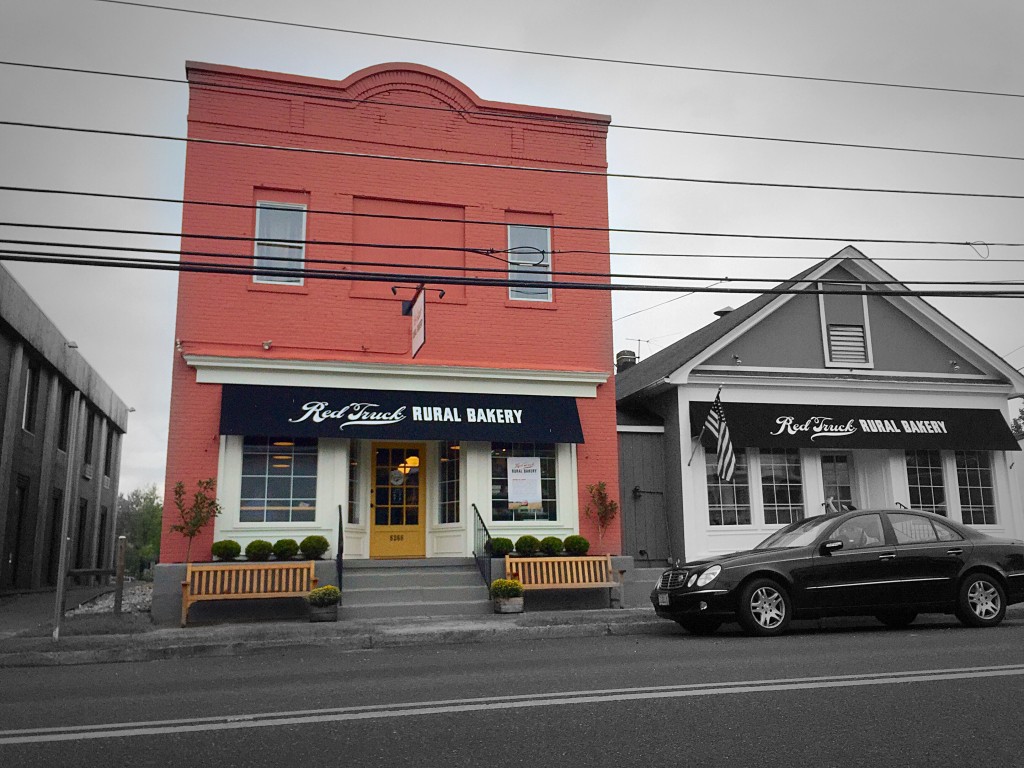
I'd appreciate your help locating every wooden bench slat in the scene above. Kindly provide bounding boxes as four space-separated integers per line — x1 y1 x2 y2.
504 555 621 592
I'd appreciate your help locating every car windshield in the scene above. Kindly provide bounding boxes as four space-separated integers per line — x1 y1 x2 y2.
755 515 833 549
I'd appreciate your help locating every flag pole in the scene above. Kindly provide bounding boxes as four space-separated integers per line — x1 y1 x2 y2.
686 385 723 467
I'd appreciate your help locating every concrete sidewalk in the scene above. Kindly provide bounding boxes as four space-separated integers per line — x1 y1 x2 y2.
0 604 675 668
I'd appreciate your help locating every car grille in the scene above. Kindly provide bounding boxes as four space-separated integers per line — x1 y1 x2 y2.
658 570 688 590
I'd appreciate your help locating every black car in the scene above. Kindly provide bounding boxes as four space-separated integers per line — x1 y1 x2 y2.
651 508 1024 636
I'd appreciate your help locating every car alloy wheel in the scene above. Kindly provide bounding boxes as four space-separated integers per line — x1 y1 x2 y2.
738 578 791 637
955 573 1006 628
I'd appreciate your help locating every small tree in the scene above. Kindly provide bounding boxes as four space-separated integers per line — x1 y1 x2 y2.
584 481 619 542
116 485 163 579
170 478 222 562
1012 403 1024 440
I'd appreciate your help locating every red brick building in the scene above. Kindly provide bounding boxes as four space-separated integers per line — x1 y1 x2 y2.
159 62 619 572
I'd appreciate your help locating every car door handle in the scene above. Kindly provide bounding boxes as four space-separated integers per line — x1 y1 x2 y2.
946 548 964 555
878 552 896 561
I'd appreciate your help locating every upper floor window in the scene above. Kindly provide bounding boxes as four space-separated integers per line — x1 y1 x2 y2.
57 386 72 451
22 360 40 433
83 410 95 465
818 283 872 368
508 225 551 302
254 202 306 285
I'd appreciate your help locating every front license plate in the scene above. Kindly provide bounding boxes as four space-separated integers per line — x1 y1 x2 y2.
657 593 670 606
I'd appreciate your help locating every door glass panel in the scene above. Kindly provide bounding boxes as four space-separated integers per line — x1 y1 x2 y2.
821 452 854 511
374 447 422 527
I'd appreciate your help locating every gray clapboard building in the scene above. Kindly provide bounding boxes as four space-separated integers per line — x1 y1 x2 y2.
0 263 128 593
617 247 1024 565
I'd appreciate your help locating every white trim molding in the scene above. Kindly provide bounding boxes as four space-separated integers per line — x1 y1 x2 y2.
185 355 608 398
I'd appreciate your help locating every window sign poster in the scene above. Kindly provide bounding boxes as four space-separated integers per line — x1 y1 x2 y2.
508 457 542 515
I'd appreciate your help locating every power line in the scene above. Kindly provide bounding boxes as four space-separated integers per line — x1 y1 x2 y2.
6 120 1024 201
3 236 1023 287
4 186 1024 251
91 0 1024 101
4 60 1022 164
3 248 1023 298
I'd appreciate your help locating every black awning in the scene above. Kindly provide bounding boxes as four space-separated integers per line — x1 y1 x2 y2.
689 401 1020 451
220 384 585 443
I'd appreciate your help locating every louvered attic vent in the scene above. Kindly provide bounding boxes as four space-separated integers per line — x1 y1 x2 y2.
827 324 868 364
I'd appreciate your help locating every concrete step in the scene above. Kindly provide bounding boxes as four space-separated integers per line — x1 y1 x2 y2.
340 598 493 620
335 559 491 619
342 584 489 607
342 568 484 589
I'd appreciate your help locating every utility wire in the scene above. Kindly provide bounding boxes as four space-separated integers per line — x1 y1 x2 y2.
91 0 1024 101
4 60 1022 164
3 248 1024 298
4 187 1019 253
3 186 1023 251
8 222 1024 264
5 120 1024 201
3 236 1022 287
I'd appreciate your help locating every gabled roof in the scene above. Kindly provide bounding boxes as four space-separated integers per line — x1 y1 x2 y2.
616 246 1024 401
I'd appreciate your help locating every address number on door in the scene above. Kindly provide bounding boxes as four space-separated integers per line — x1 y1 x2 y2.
389 534 405 542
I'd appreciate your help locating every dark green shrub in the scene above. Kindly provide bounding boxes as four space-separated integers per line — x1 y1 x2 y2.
307 585 340 606
211 539 240 561
245 539 273 561
515 535 541 557
490 578 524 598
539 536 563 556
563 535 590 555
489 537 514 557
299 535 330 560
273 538 299 560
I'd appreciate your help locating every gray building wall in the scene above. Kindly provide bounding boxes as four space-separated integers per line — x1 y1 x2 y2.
0 264 129 592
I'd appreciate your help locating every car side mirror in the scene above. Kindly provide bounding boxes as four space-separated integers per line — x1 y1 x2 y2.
821 539 843 555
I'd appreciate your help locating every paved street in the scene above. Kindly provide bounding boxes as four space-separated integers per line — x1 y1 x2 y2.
3 614 1024 767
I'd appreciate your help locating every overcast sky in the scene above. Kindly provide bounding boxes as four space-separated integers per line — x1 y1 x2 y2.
2 0 1022 494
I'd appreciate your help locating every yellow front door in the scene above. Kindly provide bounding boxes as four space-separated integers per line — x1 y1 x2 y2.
370 443 426 558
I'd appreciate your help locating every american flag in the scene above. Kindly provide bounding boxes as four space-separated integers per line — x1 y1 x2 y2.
704 393 736 482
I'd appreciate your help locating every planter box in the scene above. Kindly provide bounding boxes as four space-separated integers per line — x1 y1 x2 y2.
309 603 339 622
493 596 524 614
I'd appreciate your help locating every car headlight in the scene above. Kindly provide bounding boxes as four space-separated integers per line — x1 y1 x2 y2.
686 572 699 588
696 565 721 587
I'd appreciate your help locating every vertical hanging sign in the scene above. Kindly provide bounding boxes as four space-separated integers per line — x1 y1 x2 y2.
411 286 426 358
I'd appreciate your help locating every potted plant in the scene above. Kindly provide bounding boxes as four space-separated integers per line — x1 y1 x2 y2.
307 585 341 622
490 578 525 614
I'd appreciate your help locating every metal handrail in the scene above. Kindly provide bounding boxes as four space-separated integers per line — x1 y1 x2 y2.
471 503 493 586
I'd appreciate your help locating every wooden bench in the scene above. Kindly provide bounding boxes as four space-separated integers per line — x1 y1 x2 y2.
504 555 623 604
181 561 318 627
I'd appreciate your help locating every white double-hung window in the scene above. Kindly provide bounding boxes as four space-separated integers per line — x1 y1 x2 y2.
254 202 306 285
508 225 551 301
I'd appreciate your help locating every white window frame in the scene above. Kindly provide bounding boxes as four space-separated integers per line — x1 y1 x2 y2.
507 225 552 302
254 201 307 286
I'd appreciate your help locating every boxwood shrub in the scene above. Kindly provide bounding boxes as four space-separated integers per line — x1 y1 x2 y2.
211 539 241 561
272 538 299 560
245 539 273 561
515 535 541 557
488 537 514 557
539 536 563 556
299 535 330 560
563 535 590 555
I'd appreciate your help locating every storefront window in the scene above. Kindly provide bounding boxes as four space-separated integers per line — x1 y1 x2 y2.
706 451 750 525
760 449 803 525
439 442 460 524
955 451 995 525
491 443 556 522
906 450 946 515
240 437 317 523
